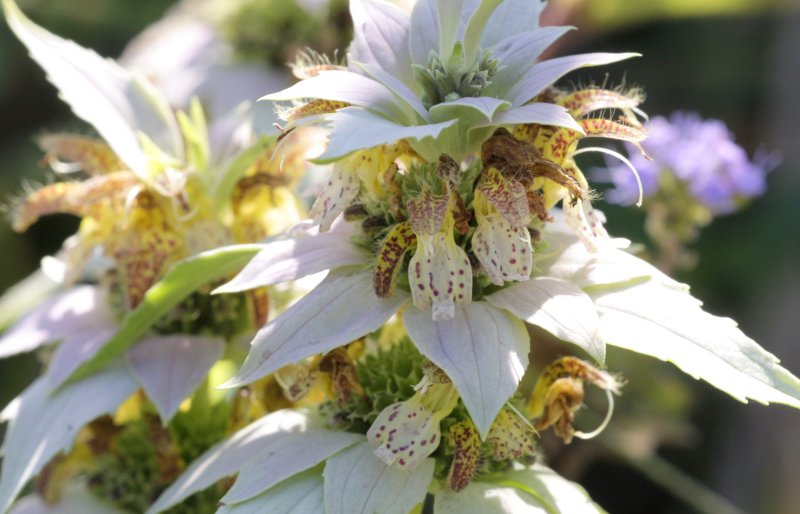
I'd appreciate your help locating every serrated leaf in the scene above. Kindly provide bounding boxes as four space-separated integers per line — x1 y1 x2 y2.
592 280 800 409
64 244 262 385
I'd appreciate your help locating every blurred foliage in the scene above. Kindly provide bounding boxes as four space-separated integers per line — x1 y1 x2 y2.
574 0 796 29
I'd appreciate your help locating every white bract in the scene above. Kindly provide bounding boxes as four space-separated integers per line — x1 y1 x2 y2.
267 0 635 162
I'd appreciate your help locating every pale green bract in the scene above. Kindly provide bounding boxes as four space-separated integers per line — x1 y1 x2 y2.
264 0 637 162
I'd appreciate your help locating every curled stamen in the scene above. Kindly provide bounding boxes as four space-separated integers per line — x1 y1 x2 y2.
574 146 643 207
574 388 615 440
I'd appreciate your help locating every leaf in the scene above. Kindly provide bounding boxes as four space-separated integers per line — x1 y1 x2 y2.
508 53 641 107
0 365 138 514
537 225 680 291
0 286 112 359
314 107 457 163
355 62 428 120
322 442 434 514
403 302 530 438
436 464 605 514
147 410 312 514
222 270 407 388
217 469 325 514
214 219 366 294
45 326 118 389
482 0 549 47
65 244 262 385
2 0 182 179
10 483 126 514
488 27 574 95
349 0 413 85
261 70 404 121
462 0 503 65
480 103 584 134
496 464 607 514
409 0 440 65
430 97 510 125
126 334 224 422
486 278 605 363
593 280 800 408
220 431 362 504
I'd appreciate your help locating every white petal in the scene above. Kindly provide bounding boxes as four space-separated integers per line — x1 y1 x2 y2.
261 70 404 120
593 280 800 408
0 286 113 359
309 162 361 232
481 102 583 133
563 198 611 253
221 430 362 504
217 470 324 514
508 52 641 107
482 0 547 47
10 483 125 514
45 326 118 388
215 218 365 294
409 0 440 65
323 441 434 514
223 270 407 388
316 107 456 162
3 0 182 176
486 278 604 363
146 409 312 514
126 334 224 422
0 365 137 513
403 302 530 438
349 0 413 85
471 213 533 285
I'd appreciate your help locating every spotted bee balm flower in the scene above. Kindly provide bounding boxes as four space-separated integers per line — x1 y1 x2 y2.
0 0 314 512
204 0 800 512
2 0 800 513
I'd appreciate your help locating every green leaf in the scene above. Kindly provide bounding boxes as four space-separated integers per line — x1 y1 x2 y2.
64 244 263 385
177 98 210 176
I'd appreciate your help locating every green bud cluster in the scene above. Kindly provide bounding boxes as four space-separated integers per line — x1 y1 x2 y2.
414 51 499 109
332 338 425 431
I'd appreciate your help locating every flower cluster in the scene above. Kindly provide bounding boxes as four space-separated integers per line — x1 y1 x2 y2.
596 111 777 270
1 1 799 513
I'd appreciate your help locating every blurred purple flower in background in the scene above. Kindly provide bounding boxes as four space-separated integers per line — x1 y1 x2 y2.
601 111 777 214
